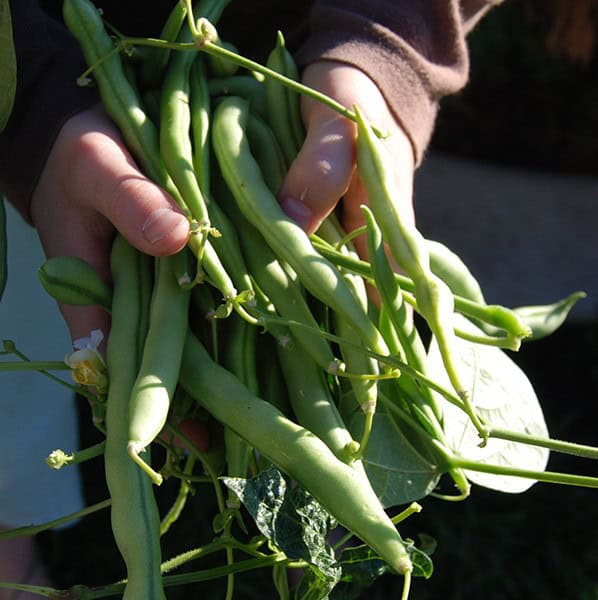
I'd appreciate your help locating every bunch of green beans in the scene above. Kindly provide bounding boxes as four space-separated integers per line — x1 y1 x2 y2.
26 0 592 598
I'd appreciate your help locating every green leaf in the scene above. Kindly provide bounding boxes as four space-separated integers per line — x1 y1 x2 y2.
514 291 586 340
345 403 440 507
0 0 16 133
427 314 549 493
222 467 341 584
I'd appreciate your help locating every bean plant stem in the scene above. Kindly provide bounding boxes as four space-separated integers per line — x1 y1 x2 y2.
488 427 598 460
0 499 111 540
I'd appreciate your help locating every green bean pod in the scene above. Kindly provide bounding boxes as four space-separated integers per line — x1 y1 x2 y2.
246 111 287 193
138 1 187 90
426 239 486 306
38 255 112 312
105 235 165 600
159 31 210 225
212 96 389 359
128 253 191 484
190 58 211 191
277 341 358 464
223 315 257 482
208 75 268 119
180 331 412 575
264 30 304 165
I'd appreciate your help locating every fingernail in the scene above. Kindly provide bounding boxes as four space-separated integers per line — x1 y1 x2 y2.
142 208 189 244
280 196 312 231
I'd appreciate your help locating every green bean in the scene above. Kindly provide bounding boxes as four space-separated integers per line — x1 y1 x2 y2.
128 253 191 485
38 255 112 312
207 38 240 77
264 31 304 165
187 63 254 296
208 75 268 119
223 314 257 482
234 215 341 374
317 216 379 454
246 111 287 193
361 205 434 397
277 340 358 464
180 330 412 575
138 1 188 90
189 58 211 191
159 24 210 225
355 107 487 436
105 235 165 599
212 96 389 359
426 239 486 305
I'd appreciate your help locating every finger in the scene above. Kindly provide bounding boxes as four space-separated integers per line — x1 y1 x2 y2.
67 125 190 257
278 108 356 234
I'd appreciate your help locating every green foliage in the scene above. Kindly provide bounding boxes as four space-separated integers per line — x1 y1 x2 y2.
0 0 16 133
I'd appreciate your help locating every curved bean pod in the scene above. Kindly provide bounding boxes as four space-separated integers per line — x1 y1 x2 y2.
128 253 191 484
180 330 412 575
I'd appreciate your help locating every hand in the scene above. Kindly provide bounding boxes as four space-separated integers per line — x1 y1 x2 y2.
30 106 190 345
278 61 415 258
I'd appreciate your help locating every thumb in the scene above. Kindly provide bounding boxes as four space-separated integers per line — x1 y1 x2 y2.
71 133 190 258
278 108 356 234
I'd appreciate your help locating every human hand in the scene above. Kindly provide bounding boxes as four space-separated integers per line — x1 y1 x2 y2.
30 106 190 345
278 61 415 258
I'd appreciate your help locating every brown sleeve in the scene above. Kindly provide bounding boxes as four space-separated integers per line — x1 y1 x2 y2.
296 0 503 165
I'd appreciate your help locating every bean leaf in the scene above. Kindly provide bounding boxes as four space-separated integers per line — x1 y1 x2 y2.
427 314 549 493
0 0 16 133
346 402 440 507
222 467 341 585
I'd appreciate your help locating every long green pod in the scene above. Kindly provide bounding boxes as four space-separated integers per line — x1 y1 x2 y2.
188 61 254 294
208 75 268 119
180 331 412 575
189 58 211 191
38 255 112 312
310 236 532 342
128 253 191 484
426 239 486 305
159 24 210 225
211 96 389 359
354 106 488 440
105 235 165 600
138 0 188 90
246 111 287 194
264 30 304 165
316 216 379 457
223 315 257 483
236 219 341 374
276 341 357 465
